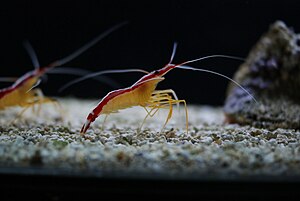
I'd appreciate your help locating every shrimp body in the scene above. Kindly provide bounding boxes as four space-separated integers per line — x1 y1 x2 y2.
80 45 257 135
81 65 182 134
0 68 49 110
100 78 163 114
0 22 128 116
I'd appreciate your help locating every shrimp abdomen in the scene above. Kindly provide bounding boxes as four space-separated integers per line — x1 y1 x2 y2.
101 79 161 114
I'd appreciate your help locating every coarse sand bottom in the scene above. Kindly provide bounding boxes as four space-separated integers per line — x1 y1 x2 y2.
0 97 300 179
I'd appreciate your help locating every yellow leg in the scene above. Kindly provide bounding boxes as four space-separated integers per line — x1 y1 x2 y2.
151 89 180 109
101 114 109 130
33 89 63 116
147 90 189 133
36 89 65 120
141 92 174 131
158 101 173 133
160 99 188 133
9 105 32 125
173 99 188 133
15 89 63 122
138 106 161 133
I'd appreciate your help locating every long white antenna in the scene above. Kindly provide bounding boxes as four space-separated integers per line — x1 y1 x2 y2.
58 68 149 92
23 40 40 69
48 21 128 67
177 65 258 104
48 67 122 88
168 42 178 65
177 54 245 66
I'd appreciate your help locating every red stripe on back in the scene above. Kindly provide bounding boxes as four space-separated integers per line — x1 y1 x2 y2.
92 87 132 116
91 78 150 117
0 87 14 99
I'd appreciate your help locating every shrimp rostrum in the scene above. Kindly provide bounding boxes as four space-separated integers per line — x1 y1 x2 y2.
0 22 128 117
75 43 257 135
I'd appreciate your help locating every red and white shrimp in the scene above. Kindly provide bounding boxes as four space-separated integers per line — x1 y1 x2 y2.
0 22 128 117
75 43 257 135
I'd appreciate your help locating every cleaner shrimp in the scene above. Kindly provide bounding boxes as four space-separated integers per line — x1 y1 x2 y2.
63 43 257 135
0 22 128 118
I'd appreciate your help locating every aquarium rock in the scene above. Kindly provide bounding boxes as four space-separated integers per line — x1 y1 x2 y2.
224 20 300 129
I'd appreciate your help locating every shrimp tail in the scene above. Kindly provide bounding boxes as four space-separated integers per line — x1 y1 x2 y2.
80 112 98 134
81 119 91 135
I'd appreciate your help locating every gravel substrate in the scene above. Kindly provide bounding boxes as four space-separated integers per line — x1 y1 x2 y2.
0 98 300 178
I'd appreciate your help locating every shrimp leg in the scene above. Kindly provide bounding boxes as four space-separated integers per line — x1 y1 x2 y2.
162 99 188 133
31 89 64 119
10 105 32 125
143 89 188 133
101 114 109 130
138 106 161 133
32 89 59 114
9 97 52 125
144 91 174 126
10 89 63 124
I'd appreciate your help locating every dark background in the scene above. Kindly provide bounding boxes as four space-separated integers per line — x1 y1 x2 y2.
1 0 299 105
